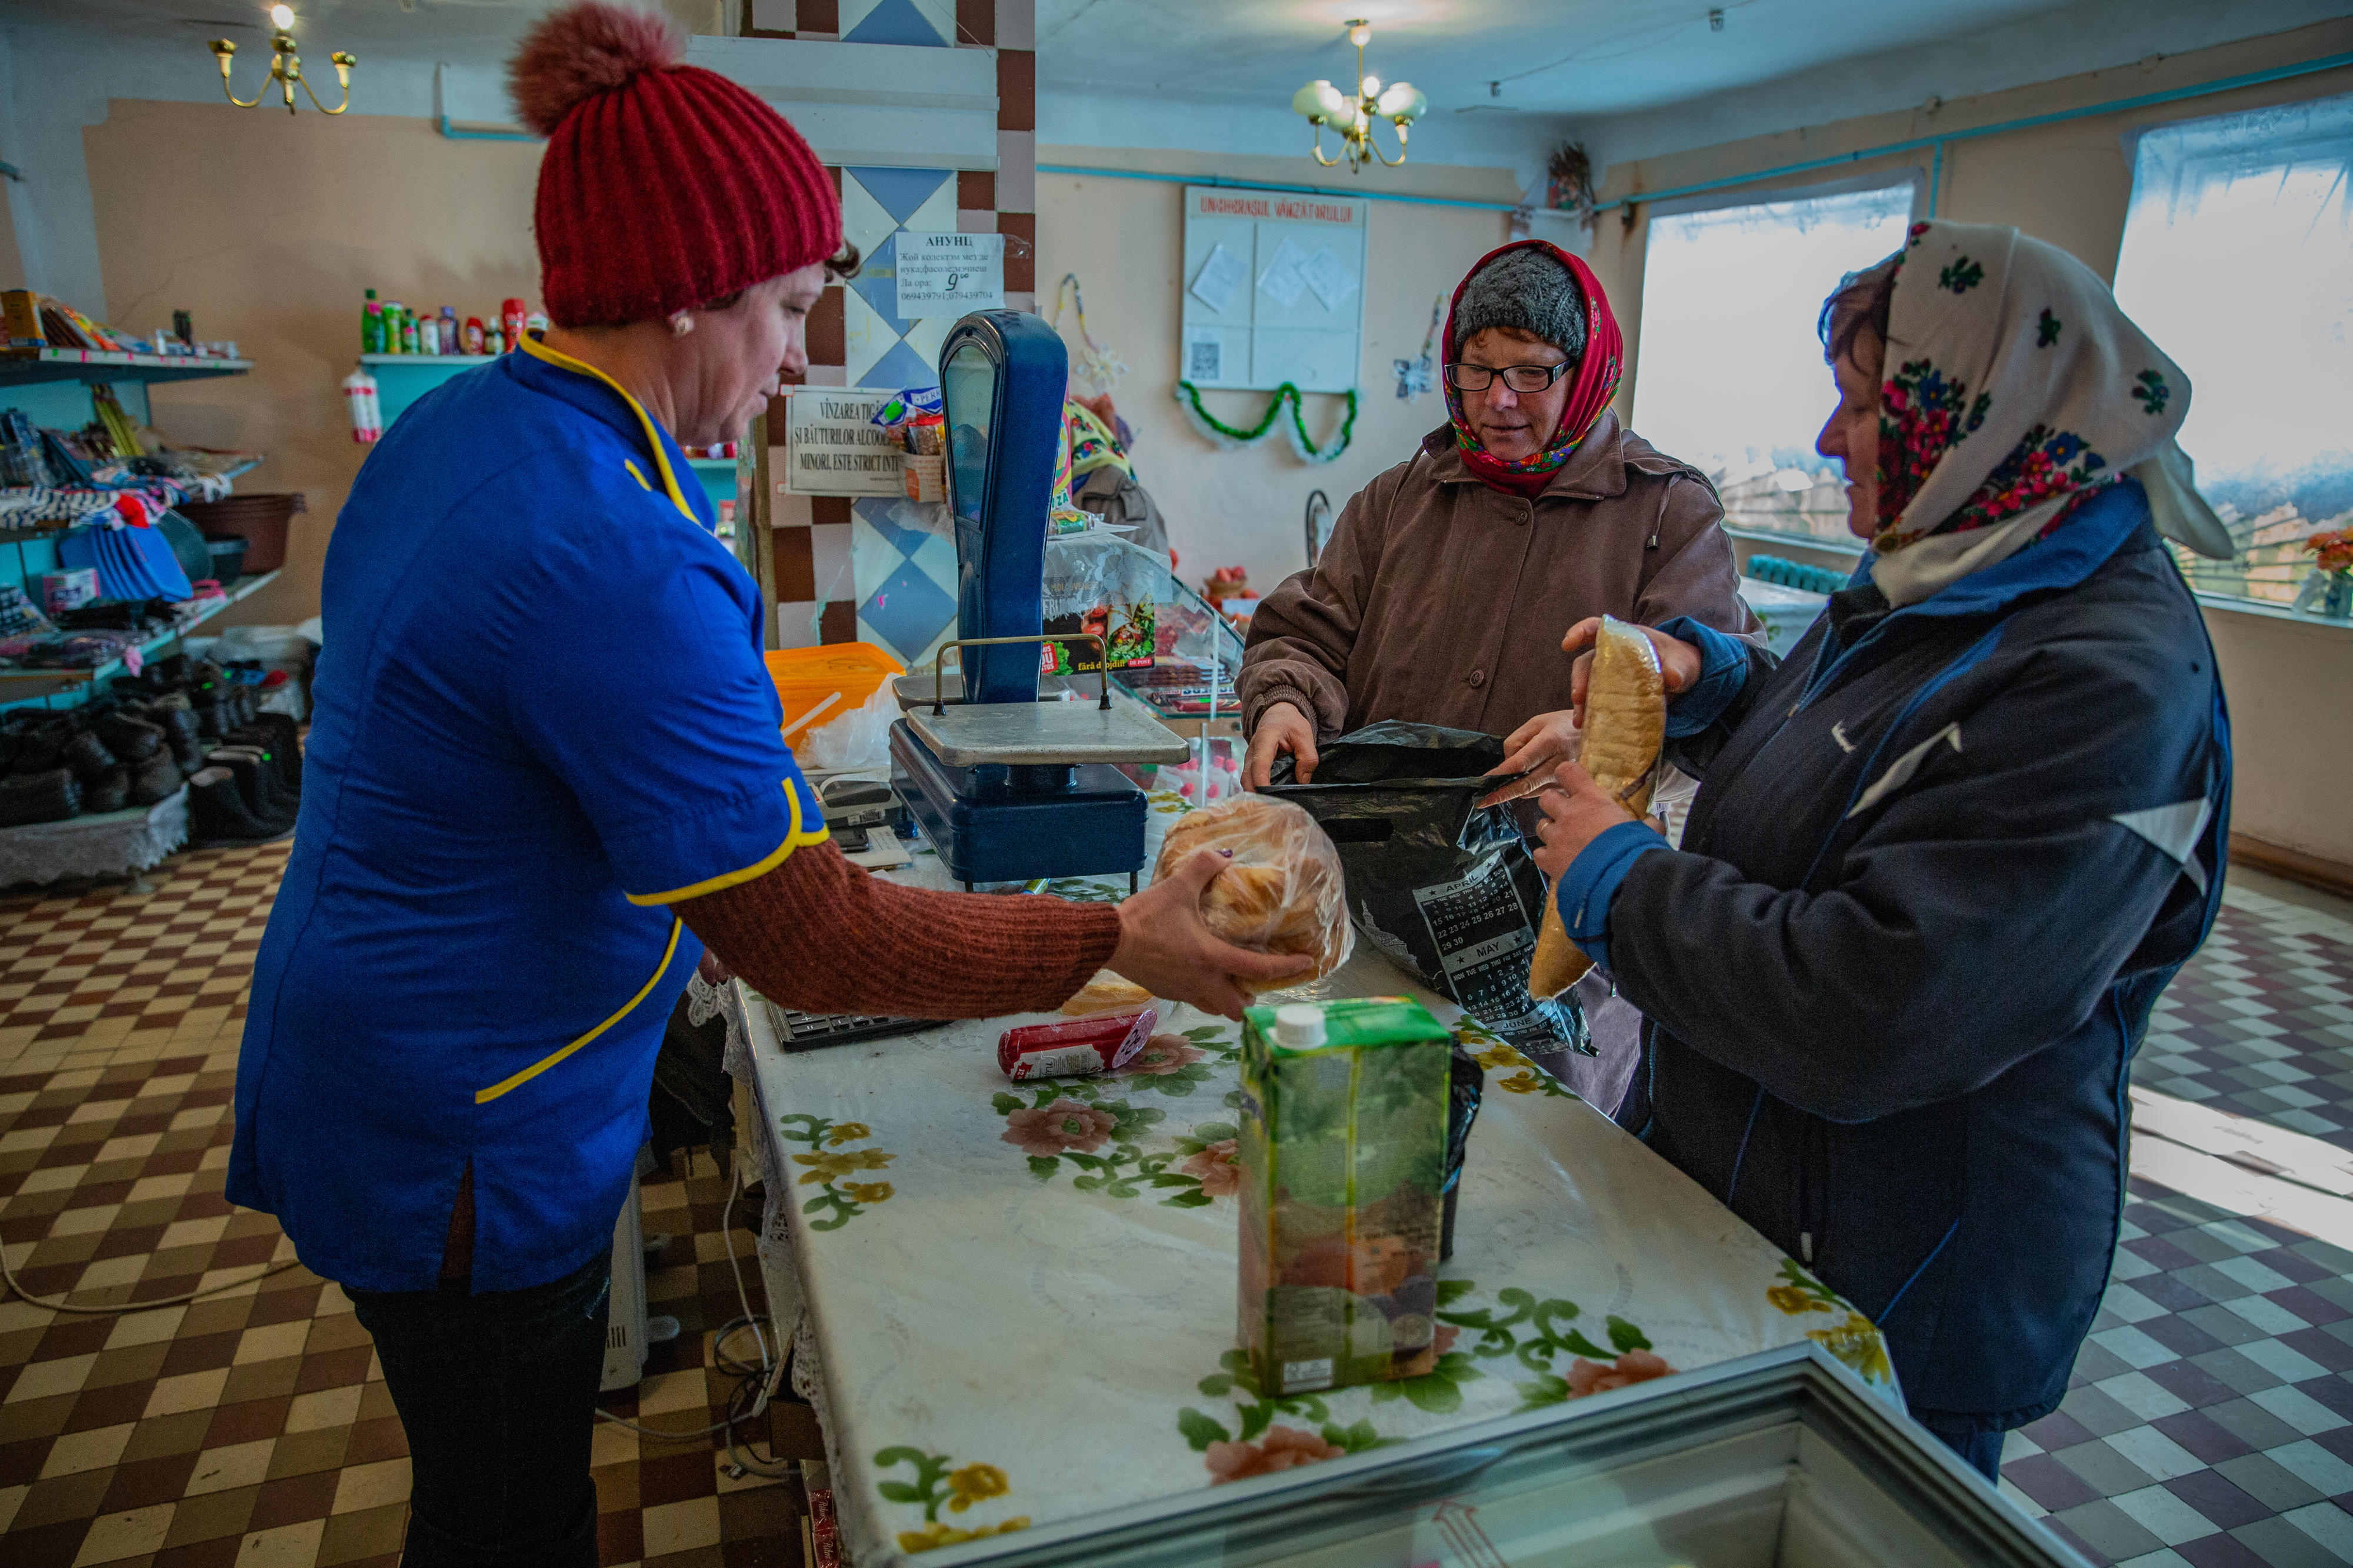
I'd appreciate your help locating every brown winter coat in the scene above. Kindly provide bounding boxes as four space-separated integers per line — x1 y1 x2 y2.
1239 412 1759 740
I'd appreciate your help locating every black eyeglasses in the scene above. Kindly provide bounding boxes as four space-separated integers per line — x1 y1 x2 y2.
1444 362 1572 393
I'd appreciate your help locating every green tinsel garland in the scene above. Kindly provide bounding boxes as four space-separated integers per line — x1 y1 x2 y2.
1174 381 1357 465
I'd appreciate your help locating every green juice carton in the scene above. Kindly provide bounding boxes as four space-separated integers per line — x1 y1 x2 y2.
1238 996 1453 1397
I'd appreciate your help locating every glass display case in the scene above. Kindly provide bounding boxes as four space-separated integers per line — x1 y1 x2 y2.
1033 531 1246 724
941 1345 2085 1568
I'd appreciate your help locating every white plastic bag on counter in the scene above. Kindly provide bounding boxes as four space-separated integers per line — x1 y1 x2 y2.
1151 794 1353 992
792 683 895 773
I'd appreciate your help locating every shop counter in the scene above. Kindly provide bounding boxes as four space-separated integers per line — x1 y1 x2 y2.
729 862 1933 1566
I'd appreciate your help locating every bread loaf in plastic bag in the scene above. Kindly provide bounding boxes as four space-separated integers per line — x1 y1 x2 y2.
1529 616 1665 998
1153 793 1352 990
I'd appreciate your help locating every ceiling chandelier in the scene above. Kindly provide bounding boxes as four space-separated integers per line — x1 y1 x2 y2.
208 5 357 115
1291 19 1427 172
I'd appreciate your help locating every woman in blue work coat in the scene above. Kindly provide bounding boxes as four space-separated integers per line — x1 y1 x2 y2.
225 9 1298 1566
1529 222 2235 1479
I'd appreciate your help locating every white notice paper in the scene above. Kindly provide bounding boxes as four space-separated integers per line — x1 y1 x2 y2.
895 232 1006 316
1257 239 1309 309
1301 245 1358 312
1189 244 1247 313
784 388 904 496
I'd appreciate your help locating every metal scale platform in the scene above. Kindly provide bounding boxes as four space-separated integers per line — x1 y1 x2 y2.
888 310 1187 889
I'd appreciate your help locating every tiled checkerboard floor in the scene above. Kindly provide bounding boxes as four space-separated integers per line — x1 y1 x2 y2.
0 842 804 1568
1997 875 2353 1567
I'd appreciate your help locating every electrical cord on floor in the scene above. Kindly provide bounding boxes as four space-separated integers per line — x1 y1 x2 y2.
596 1153 796 1477
0 1243 306 1315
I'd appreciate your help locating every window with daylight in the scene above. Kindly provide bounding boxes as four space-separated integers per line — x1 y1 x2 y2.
2112 90 2353 617
1631 175 1919 553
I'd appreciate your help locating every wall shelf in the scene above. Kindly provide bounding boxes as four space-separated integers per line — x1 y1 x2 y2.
0 350 252 389
0 569 282 706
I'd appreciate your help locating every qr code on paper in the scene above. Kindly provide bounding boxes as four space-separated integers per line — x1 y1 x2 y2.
1188 336 1221 380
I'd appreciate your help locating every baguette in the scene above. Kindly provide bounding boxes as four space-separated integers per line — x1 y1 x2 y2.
1528 616 1665 998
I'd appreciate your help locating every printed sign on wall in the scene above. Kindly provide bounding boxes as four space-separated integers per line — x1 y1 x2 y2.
1179 186 1368 393
784 388 904 496
896 233 1007 316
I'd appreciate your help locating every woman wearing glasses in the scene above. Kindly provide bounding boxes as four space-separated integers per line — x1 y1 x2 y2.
1239 239 1757 793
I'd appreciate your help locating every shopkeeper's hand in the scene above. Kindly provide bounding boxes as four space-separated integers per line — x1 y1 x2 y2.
1111 849 1313 1019
1477 709 1581 808
1531 762 1638 882
1244 702 1319 790
1559 618 1704 728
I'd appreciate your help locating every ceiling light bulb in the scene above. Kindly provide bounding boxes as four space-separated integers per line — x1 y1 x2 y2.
1359 74 1380 99
270 4 294 27
1292 82 1331 121
1316 81 1349 118
1348 22 1371 47
1376 81 1421 118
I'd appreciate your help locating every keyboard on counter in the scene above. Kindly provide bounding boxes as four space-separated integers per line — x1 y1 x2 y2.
764 1002 946 1052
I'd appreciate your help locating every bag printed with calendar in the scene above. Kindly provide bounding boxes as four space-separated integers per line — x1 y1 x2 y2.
1264 722 1588 1053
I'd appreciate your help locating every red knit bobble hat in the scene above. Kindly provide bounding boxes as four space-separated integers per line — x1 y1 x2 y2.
511 2 842 328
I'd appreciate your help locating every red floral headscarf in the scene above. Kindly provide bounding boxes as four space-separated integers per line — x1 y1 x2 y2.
1442 241 1625 500
1865 220 2200 605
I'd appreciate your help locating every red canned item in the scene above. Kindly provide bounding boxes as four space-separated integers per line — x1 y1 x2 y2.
999 1007 1159 1081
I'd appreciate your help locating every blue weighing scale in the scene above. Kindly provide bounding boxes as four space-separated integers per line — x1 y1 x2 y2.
887 311 1188 890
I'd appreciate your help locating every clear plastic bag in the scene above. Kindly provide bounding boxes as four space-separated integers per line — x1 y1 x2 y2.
1152 793 1353 990
794 683 896 773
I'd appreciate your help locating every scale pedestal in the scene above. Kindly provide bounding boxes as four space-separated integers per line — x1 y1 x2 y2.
889 638 1188 889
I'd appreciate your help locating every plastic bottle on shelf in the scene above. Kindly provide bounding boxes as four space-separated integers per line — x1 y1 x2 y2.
484 324 505 356
439 307 461 356
399 309 421 354
343 368 382 444
525 310 548 340
501 298 526 349
383 302 406 353
416 313 439 355
462 316 486 355
362 289 384 354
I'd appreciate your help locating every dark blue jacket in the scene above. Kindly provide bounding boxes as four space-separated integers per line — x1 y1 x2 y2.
1561 479 2230 1432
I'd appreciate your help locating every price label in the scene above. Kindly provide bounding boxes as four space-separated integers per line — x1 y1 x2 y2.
895 233 1006 316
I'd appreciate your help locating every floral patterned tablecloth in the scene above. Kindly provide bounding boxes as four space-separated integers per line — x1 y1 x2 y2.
738 861 1897 1567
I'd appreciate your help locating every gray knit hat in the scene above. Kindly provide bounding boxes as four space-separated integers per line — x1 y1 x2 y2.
1451 246 1587 363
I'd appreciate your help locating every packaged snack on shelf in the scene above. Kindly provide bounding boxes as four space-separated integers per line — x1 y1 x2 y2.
1152 793 1352 991
1238 997 1453 1397
998 1007 1158 1081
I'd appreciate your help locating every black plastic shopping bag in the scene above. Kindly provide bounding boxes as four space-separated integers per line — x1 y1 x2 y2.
1265 722 1588 1053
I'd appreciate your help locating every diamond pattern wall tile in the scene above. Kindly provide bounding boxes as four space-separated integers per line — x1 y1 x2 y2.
838 178 900 271
839 0 951 45
841 288 896 389
858 558 958 665
845 168 954 228
862 339 938 395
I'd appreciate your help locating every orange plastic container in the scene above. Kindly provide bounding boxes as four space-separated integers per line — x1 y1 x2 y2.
765 643 905 741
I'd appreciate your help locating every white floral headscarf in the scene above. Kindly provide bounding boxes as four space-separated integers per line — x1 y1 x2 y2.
1868 220 2231 608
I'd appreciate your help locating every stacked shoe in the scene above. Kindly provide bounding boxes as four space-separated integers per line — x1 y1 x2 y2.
191 746 297 846
0 769 79 826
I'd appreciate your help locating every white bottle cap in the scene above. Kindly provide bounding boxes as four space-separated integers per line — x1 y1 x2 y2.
1272 1003 1327 1048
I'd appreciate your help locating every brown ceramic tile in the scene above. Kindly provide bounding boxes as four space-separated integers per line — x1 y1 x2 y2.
647 1543 725 1568
217 1357 302 1405
246 1466 341 1532
199 1396 289 1450
293 1346 372 1394
66 1376 164 1434
242 1284 323 1329
639 1449 718 1507
97 1449 202 1513
176 1298 253 1339
160 1484 260 1549
300 1314 372 1356
314 1501 408 1566
263 1424 349 1480
0 1431 56 1486
14 1464 115 1527
31 1315 116 1362
156 1332 241 1380
3 1516 92 1568
119 1409 215 1464
0 1389 79 1446
341 1416 408 1466
599 1506 646 1564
